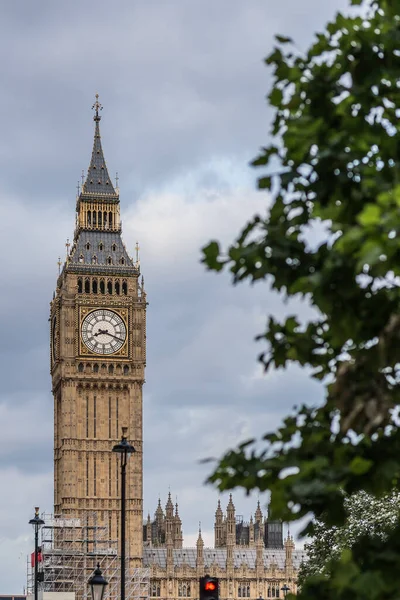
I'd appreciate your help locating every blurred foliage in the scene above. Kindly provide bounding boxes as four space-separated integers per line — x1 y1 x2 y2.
298 490 400 584
202 0 400 597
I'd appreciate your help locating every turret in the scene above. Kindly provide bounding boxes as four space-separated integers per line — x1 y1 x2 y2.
166 527 174 577
165 491 174 519
255 529 264 574
155 498 164 526
164 491 174 542
255 499 263 524
249 515 255 547
285 534 295 577
226 494 236 545
146 513 152 546
214 499 224 547
174 502 183 548
196 524 204 573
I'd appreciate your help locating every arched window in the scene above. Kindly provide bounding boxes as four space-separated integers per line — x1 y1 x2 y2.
107 256 113 265
98 211 102 226
92 279 98 294
100 279 105 294
87 210 91 226
93 212 97 226
99 242 104 252
86 242 90 250
104 212 107 228
78 363 84 373
182 585 186 597
107 280 112 294
122 281 127 295
157 585 161 597
120 257 125 265
187 584 191 597
112 243 117 252
78 278 83 293
246 585 250 597
92 256 97 265
93 364 99 373
108 364 114 374
84 279 90 294
115 281 120 295
79 254 84 263
238 586 242 598
123 365 129 375
109 211 113 228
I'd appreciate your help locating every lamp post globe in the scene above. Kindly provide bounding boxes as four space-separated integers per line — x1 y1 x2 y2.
29 507 45 600
88 563 108 600
281 584 290 598
112 427 135 600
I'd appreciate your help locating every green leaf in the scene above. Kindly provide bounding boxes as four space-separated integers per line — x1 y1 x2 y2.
275 35 293 44
357 204 382 227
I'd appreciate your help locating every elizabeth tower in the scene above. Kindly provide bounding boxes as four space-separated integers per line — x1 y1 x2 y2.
50 97 146 566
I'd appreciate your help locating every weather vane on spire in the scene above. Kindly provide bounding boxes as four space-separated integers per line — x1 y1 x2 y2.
92 93 103 122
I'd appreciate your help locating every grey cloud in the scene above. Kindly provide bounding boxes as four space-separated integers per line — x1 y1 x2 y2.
0 0 348 202
0 0 349 591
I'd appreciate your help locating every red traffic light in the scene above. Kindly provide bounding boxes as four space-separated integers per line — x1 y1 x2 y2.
200 576 219 600
204 582 216 592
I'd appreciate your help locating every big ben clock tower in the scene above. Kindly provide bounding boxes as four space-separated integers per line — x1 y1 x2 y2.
50 96 146 567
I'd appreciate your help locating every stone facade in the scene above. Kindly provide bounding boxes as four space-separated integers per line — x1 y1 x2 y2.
50 99 146 567
51 101 301 598
143 494 301 598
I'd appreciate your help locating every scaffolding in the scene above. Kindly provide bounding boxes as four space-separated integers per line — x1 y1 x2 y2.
27 512 150 600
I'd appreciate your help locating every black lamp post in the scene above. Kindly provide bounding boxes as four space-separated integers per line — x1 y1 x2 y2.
88 563 108 600
112 427 135 600
29 507 45 600
281 584 290 598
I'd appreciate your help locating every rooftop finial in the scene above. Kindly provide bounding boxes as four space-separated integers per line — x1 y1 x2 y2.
92 93 103 122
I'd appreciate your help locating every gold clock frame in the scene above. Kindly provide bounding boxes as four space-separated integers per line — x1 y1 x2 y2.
78 306 129 358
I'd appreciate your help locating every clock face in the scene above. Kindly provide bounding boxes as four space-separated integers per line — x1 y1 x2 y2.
81 309 127 355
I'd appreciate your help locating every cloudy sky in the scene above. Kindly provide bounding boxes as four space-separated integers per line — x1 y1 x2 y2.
0 0 349 592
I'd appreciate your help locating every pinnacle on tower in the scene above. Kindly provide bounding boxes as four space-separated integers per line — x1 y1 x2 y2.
227 493 235 515
255 499 263 523
81 94 117 197
166 491 174 517
215 499 223 517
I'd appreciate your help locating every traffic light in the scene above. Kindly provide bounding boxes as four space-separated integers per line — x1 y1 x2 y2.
200 576 219 600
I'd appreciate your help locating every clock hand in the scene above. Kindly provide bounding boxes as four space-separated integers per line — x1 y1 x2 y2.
105 331 123 342
93 329 107 337
93 329 123 341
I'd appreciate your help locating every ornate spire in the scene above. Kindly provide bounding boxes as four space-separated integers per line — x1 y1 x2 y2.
227 493 235 516
255 499 263 523
155 497 164 522
197 523 204 568
81 95 117 197
166 491 174 513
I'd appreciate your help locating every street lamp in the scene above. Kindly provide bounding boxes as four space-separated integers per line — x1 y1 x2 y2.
88 563 108 600
281 584 290 598
29 507 45 600
112 427 135 600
